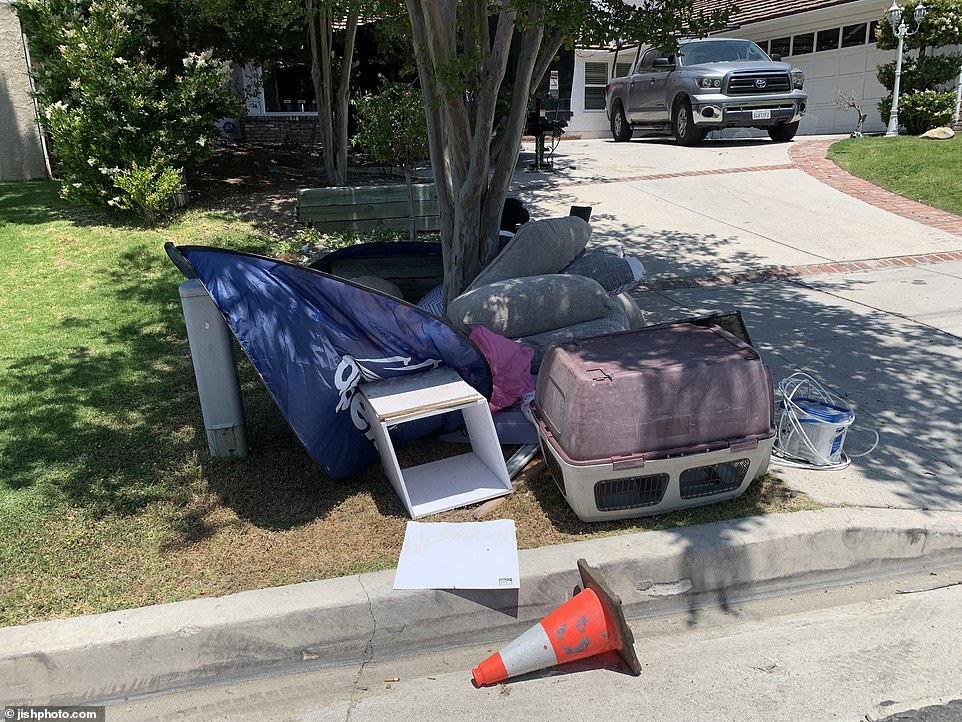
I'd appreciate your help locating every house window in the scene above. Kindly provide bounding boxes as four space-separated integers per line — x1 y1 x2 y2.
616 61 633 78
770 37 791 57
584 61 609 110
817 28 840 51
842 23 868 47
756 39 770 54
869 20 879 43
261 61 316 113
792 33 814 55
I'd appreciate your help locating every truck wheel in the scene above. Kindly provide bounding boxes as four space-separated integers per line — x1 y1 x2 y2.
768 121 799 142
610 103 632 142
672 99 703 146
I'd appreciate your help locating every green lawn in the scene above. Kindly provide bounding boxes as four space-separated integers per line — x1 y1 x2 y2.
0 181 818 627
828 135 962 217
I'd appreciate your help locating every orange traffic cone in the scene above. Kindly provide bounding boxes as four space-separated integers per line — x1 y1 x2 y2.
472 559 641 686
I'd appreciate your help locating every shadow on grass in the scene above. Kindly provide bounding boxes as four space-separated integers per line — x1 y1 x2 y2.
0 241 379 532
0 180 174 230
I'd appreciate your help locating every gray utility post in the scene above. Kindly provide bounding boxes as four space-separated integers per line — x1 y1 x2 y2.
178 278 248 459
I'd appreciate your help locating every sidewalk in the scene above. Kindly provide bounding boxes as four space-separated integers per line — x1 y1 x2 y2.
631 261 962 511
4 137 962 707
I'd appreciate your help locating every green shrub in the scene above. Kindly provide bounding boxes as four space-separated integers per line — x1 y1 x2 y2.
875 0 962 51
352 81 429 170
878 90 958 134
110 160 184 221
874 0 962 134
15 0 238 216
876 54 962 94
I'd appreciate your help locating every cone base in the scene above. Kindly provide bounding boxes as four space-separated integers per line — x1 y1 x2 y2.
577 558 642 676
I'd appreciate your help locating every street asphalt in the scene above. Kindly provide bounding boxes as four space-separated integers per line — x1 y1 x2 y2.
3 135 962 709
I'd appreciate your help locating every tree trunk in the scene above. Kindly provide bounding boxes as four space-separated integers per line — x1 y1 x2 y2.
407 0 518 306
305 0 356 187
332 12 359 187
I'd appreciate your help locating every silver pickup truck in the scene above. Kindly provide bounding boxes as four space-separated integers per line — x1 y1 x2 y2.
605 38 807 145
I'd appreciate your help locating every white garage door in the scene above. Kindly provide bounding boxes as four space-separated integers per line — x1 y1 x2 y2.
733 13 896 135
790 39 890 134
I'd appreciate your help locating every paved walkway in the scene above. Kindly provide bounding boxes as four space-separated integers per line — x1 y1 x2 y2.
513 138 962 280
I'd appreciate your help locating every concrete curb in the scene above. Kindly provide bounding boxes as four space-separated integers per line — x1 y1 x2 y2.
4 507 962 705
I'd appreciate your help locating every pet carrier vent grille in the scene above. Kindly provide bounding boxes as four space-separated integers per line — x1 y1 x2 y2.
594 474 670 511
680 459 751 499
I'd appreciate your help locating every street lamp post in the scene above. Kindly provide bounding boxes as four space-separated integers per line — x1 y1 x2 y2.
886 0 927 137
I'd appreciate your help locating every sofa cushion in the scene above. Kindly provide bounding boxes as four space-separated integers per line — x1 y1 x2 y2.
611 292 647 329
516 304 630 371
448 274 612 338
467 216 591 291
562 248 638 294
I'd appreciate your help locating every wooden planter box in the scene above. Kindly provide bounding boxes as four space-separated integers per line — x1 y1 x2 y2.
297 182 440 233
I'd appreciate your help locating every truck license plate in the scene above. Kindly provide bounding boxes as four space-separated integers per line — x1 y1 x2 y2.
752 109 772 120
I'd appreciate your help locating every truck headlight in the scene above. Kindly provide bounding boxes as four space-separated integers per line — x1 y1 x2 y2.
792 70 804 89
696 77 722 89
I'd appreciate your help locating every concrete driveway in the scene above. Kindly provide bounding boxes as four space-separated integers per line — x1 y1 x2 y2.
511 136 962 513
512 136 960 277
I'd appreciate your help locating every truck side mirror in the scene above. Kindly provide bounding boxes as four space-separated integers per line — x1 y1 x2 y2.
653 57 674 68
770 53 782 62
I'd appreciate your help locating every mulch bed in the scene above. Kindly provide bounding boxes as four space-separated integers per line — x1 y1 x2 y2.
186 143 410 238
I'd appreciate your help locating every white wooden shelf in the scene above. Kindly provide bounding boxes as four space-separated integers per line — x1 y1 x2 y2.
358 367 511 519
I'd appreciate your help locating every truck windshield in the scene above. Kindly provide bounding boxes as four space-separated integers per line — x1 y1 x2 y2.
678 40 770 65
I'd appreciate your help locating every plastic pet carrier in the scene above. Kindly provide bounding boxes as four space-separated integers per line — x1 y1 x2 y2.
533 320 775 521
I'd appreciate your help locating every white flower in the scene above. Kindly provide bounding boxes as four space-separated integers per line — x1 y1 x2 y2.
115 57 127 65
196 136 207 146
71 182 82 188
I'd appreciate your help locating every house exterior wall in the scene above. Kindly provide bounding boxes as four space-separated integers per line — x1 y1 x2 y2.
567 47 637 139
0 1 47 181
237 64 322 146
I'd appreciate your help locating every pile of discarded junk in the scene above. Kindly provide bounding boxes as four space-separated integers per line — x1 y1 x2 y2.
166 209 779 524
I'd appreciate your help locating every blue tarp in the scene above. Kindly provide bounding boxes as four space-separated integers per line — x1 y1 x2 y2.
176 247 492 479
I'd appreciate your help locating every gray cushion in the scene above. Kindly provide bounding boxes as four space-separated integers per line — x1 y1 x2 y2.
447 274 612 338
467 216 591 291
517 304 630 371
562 248 637 294
612 292 647 329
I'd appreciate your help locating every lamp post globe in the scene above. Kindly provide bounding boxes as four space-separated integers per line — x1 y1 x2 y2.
888 0 902 31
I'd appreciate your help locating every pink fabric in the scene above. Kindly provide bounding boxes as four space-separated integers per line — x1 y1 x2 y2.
469 326 536 413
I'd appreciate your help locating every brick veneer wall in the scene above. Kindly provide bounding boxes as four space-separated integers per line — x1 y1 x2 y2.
241 115 320 147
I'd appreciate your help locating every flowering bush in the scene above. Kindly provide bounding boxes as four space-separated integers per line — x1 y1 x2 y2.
15 0 238 217
878 90 958 134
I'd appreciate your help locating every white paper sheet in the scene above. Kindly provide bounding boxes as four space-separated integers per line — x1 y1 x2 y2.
393 520 520 590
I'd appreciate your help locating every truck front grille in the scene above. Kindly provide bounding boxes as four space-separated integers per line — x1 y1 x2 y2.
727 72 792 95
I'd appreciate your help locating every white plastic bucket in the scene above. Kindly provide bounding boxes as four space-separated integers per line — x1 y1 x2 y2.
777 397 854 465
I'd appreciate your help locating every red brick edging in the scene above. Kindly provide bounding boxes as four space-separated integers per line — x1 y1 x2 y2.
633 250 962 292
789 139 962 238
